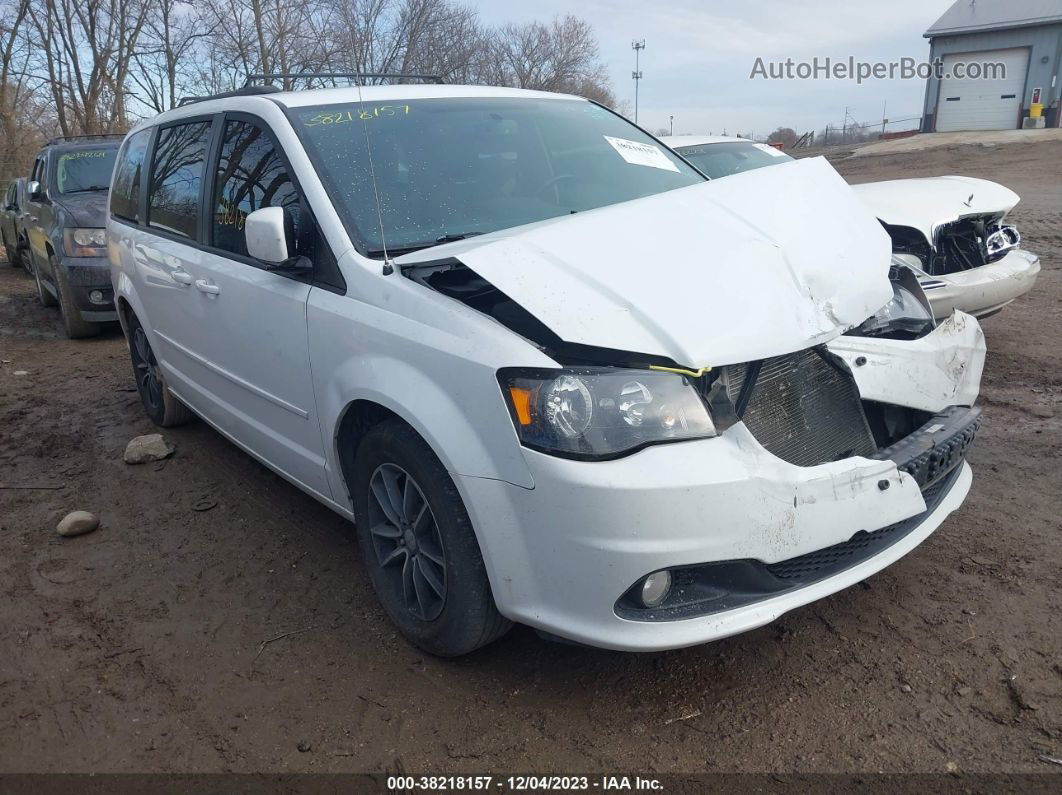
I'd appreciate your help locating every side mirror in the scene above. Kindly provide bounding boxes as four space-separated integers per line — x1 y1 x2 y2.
27 180 42 201
245 206 311 271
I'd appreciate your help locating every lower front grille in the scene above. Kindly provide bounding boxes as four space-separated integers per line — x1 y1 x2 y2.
724 348 877 467
615 455 968 622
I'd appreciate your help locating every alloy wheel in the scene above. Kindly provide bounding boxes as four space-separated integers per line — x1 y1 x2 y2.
131 326 163 413
367 463 447 621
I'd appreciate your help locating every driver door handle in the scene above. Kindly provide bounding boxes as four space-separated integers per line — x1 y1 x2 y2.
171 269 194 286
195 279 220 295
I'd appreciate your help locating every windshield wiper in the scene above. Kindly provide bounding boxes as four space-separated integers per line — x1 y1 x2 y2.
435 231 484 243
366 232 486 259
64 185 109 194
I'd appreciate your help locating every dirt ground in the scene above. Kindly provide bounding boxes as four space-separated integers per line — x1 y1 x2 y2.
1 138 1060 776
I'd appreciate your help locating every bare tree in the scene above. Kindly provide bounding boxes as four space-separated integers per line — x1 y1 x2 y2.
490 15 615 105
128 0 214 112
0 0 53 180
2 0 617 150
28 0 151 135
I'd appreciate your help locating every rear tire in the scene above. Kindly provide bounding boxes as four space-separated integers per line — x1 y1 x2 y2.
352 419 511 656
126 313 195 427
53 256 100 339
33 255 57 307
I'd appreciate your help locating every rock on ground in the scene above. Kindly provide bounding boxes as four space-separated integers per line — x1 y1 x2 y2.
124 434 174 464
56 511 100 538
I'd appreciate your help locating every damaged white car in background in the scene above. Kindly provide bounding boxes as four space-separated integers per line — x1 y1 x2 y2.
113 88 986 655
663 135 1040 320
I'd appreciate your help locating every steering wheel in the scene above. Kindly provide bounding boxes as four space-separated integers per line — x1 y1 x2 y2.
535 173 576 199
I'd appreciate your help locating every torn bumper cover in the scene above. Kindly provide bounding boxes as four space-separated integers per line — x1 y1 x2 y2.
456 317 986 652
918 249 1040 320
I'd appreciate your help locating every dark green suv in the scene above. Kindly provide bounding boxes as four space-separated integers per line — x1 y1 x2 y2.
25 135 121 338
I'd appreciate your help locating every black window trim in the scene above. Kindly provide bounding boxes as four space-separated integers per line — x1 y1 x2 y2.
201 110 344 293
143 113 221 244
111 110 345 296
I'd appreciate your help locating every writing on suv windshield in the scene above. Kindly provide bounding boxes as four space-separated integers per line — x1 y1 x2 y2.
675 141 793 180
56 149 118 194
293 97 704 257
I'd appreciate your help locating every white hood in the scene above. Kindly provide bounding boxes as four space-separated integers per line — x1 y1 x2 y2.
852 176 1018 248
399 157 893 367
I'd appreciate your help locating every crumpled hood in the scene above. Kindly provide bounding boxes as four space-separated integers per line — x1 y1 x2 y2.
852 176 1018 248
53 190 109 228
398 157 893 367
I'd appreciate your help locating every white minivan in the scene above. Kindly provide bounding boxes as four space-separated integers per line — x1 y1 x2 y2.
109 82 986 655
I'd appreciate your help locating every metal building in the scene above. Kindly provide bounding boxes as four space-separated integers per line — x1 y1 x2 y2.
921 0 1062 131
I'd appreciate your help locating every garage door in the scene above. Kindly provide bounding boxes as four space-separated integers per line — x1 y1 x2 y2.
935 48 1029 132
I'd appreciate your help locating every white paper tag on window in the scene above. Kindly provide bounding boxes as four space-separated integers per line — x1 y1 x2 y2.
753 142 788 157
604 136 680 172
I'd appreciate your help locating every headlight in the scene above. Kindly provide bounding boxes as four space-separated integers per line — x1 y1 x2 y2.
64 228 107 257
499 367 716 459
852 281 935 339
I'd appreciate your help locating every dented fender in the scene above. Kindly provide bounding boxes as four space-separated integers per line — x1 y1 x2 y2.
827 311 985 412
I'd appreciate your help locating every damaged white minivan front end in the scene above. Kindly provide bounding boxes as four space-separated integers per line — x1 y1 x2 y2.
399 157 985 651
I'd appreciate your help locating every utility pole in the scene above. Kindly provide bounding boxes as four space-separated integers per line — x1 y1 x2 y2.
632 40 645 124
669 115 674 135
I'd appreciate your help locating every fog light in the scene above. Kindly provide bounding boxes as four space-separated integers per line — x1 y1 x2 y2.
89 290 106 305
640 570 672 608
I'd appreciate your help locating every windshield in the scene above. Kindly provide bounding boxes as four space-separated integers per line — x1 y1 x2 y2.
292 97 703 256
54 148 118 194
674 141 793 179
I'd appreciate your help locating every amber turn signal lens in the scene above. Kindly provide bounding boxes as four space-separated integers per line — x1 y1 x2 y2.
508 386 534 426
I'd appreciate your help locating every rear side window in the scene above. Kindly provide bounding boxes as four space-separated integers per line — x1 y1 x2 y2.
148 121 212 239
111 130 151 223
212 120 301 257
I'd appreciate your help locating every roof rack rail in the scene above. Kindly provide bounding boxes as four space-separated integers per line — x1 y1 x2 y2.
47 133 124 145
177 84 283 107
243 72 445 87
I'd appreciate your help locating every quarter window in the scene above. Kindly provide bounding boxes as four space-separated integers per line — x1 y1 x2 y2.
213 120 302 257
148 121 212 238
111 130 151 223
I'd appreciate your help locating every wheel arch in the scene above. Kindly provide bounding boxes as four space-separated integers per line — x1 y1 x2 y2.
334 399 404 506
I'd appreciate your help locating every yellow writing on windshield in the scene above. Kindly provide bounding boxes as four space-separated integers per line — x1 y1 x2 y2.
304 105 411 127
60 151 109 160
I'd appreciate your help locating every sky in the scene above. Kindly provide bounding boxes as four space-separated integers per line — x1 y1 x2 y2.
478 0 958 137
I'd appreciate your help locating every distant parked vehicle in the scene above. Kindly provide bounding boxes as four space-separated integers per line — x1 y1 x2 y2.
662 135 1040 321
25 135 121 338
1 177 31 270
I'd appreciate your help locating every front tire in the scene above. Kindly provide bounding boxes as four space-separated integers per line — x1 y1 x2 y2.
352 420 511 656
126 313 194 427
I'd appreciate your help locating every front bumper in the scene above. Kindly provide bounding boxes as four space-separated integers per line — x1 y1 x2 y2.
919 248 1040 320
61 255 118 321
457 318 986 652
